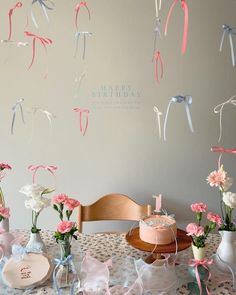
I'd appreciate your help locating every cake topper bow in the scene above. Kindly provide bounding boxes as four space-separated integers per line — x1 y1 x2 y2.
163 95 194 141
31 0 54 28
220 24 236 66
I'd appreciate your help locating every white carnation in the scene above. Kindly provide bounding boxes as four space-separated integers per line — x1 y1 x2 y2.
222 192 236 209
19 184 46 199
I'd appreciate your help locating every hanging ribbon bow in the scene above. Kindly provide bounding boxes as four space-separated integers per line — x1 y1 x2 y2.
163 95 194 141
28 165 57 184
188 258 213 295
211 146 236 168
152 18 162 60
31 0 54 28
24 31 52 78
155 0 162 19
164 0 189 54
11 98 25 135
8 2 23 41
214 95 236 142
153 50 163 83
12 243 43 262
75 2 91 31
153 106 162 139
220 24 236 67
73 108 90 136
74 32 92 59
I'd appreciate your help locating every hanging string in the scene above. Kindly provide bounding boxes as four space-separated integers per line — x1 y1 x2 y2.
74 32 92 59
8 2 23 41
31 0 54 29
75 1 91 31
11 98 25 135
219 24 236 67
153 50 163 83
73 108 90 136
153 106 162 139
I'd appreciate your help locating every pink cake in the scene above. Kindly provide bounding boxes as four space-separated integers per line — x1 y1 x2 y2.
139 215 177 245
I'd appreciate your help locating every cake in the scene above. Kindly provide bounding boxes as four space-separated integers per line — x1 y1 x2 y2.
139 215 177 245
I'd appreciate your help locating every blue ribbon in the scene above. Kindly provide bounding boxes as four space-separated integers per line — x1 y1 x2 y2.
74 32 92 59
31 0 54 28
12 243 42 262
163 95 194 141
220 24 236 67
11 98 25 135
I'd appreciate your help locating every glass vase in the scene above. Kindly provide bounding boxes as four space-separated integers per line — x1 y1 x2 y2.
53 239 78 295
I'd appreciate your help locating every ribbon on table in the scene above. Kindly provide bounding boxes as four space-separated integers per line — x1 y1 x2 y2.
211 146 236 168
11 98 25 135
188 258 213 295
153 50 163 83
164 0 189 54
12 243 43 262
31 0 54 29
28 164 57 184
153 106 162 139
24 31 52 78
219 24 236 67
163 95 194 141
53 255 77 295
214 95 236 142
152 18 161 61
8 2 23 41
74 31 92 59
75 1 91 31
73 108 90 136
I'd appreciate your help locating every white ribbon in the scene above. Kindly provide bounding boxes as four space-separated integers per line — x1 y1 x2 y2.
11 98 25 135
220 24 236 67
152 18 162 61
153 106 162 139
74 32 92 59
214 95 236 142
155 0 162 18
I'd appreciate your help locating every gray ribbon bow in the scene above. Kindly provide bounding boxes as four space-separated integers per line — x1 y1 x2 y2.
31 0 54 28
74 31 92 59
220 24 236 66
11 98 25 135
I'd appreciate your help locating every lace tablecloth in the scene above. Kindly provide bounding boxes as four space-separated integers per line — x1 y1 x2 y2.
0 230 235 295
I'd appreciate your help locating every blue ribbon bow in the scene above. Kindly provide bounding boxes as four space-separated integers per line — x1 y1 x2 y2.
220 24 236 66
74 31 92 59
11 98 25 135
31 0 54 28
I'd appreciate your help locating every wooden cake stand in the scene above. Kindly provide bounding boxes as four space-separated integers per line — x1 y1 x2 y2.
126 227 192 263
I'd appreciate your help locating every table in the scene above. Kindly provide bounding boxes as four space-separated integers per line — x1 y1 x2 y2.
0 230 235 294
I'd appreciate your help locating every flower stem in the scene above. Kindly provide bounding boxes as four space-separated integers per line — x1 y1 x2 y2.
0 187 5 207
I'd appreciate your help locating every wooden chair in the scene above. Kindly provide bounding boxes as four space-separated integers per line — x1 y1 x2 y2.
77 193 152 233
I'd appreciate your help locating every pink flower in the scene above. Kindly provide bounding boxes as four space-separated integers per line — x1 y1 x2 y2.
207 212 222 226
0 163 12 170
186 223 204 237
57 221 74 234
191 203 208 213
53 194 69 204
0 206 10 219
207 166 226 188
64 198 80 210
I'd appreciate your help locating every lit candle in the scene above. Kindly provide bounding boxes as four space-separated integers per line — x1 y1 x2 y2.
153 194 162 212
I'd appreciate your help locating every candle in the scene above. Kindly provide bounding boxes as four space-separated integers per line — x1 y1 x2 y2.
153 194 162 212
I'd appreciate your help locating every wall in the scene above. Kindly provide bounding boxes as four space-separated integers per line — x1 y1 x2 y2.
0 0 236 233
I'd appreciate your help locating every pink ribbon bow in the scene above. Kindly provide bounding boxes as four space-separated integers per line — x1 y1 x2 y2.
164 0 189 54
8 2 23 41
188 258 213 295
75 2 91 31
24 31 52 78
211 146 236 168
28 165 57 184
153 50 163 83
73 108 90 136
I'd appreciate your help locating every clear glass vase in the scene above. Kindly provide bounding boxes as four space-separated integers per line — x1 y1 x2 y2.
53 239 78 295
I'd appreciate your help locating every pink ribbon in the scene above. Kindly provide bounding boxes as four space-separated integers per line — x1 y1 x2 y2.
24 31 52 78
28 165 57 184
73 108 90 136
211 146 236 168
75 2 91 31
188 258 213 295
153 50 163 83
8 2 23 41
164 0 189 54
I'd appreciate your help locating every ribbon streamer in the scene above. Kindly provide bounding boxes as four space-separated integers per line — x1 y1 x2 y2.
28 164 57 184
153 50 163 83
11 98 25 135
8 2 23 41
153 106 162 139
164 0 189 54
214 95 236 142
188 258 213 295
75 2 91 31
73 108 90 136
220 24 236 67
211 146 236 168
31 0 54 29
75 71 86 99
152 18 162 60
163 95 194 141
24 31 52 78
74 32 92 59
155 0 162 18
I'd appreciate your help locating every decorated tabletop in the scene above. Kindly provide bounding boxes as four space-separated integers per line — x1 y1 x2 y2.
0 230 235 295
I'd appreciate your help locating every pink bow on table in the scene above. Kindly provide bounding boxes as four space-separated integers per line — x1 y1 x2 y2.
73 108 90 136
8 2 23 41
211 146 236 168
153 50 163 83
188 258 213 295
28 165 57 184
75 1 91 31
164 0 189 54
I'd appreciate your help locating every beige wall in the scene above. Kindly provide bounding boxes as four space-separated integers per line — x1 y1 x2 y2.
0 0 236 232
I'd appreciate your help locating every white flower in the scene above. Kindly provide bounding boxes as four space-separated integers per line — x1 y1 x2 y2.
25 197 51 213
19 184 46 199
222 192 236 209
223 177 233 191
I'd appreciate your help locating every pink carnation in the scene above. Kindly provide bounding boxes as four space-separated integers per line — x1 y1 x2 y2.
186 223 204 237
0 163 12 170
57 221 74 234
207 212 222 226
207 166 226 188
53 194 68 204
64 198 80 210
191 203 208 213
0 206 10 219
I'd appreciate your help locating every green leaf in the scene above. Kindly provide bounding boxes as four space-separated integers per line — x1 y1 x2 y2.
42 188 55 195
53 204 59 211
